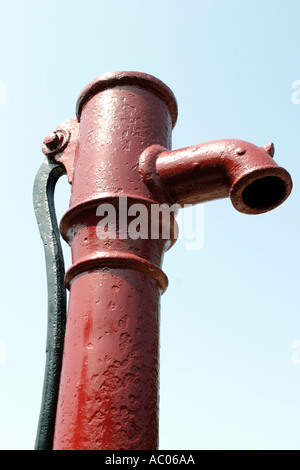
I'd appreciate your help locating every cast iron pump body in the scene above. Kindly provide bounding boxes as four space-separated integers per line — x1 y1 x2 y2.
33 71 292 450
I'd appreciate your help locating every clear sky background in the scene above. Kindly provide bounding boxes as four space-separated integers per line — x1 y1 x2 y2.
0 0 299 450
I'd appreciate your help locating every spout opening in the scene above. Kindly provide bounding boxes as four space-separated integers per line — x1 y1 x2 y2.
242 176 287 210
230 167 292 214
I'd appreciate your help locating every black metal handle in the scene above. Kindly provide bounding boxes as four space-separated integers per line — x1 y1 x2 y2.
33 158 67 450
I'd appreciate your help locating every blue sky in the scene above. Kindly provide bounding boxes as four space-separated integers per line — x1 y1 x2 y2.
0 0 300 450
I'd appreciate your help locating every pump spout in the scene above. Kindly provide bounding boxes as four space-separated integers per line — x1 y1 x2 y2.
140 139 292 214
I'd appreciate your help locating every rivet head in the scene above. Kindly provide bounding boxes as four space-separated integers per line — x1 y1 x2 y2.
42 129 69 157
236 147 246 156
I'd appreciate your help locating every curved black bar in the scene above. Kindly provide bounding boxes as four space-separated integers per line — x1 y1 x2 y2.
33 158 67 450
